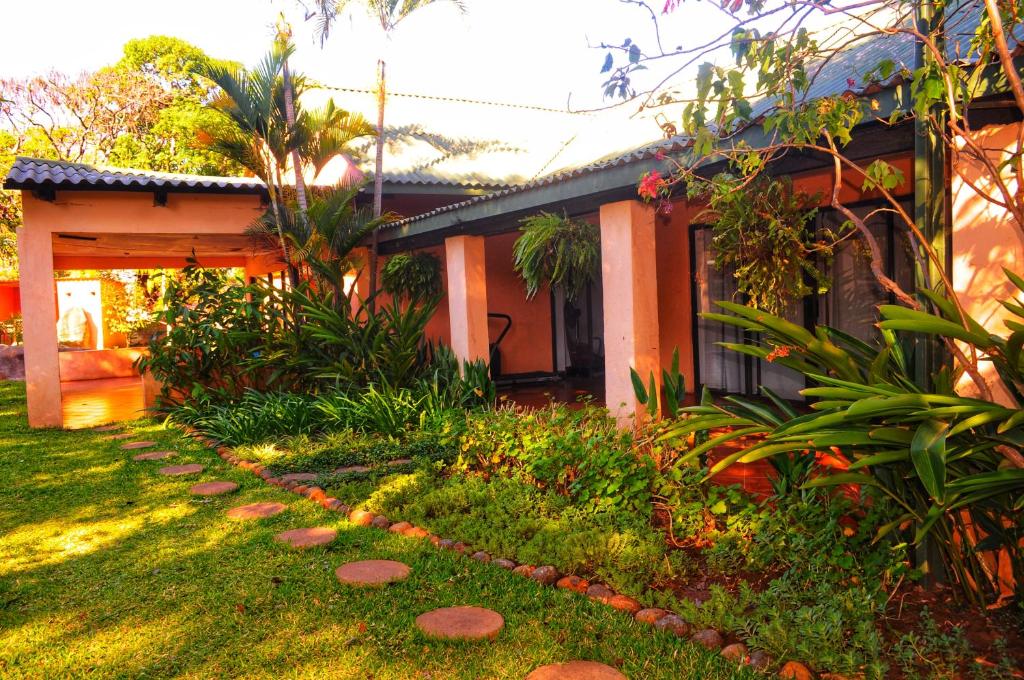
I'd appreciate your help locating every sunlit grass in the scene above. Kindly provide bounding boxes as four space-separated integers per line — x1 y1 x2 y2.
0 382 752 679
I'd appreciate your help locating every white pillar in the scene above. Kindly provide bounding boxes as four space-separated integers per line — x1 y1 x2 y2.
444 235 489 364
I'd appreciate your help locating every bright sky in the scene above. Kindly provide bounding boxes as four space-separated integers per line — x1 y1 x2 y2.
0 0 730 111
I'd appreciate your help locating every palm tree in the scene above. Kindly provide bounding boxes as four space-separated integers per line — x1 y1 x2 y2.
195 45 375 283
309 0 467 305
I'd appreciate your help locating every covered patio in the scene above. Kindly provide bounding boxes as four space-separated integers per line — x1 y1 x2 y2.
5 158 276 428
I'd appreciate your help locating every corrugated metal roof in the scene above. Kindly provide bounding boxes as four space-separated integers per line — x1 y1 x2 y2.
382 5 997 234
382 136 691 230
4 157 267 194
2 156 514 194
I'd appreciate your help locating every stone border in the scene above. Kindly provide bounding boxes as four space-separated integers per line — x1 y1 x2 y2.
180 426 817 679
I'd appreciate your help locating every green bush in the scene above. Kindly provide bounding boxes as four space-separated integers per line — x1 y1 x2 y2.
455 404 656 514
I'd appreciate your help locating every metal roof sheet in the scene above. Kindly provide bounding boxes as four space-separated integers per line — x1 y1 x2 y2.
4 157 267 194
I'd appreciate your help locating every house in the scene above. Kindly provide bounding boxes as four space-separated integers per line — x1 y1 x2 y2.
4 22 1021 428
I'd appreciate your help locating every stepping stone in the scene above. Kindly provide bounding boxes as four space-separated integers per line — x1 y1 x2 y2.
387 458 413 466
106 433 134 441
335 559 410 586
190 481 239 496
274 527 337 549
280 472 318 483
226 502 287 520
133 450 176 461
93 425 120 432
159 464 204 476
334 465 370 474
525 661 627 680
121 441 157 450
415 606 504 641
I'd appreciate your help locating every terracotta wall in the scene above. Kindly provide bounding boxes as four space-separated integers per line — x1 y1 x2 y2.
951 122 1024 404
655 202 699 393
407 233 554 376
59 347 146 381
0 284 21 322
483 232 554 375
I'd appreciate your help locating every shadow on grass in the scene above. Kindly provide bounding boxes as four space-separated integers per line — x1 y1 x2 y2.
0 382 754 679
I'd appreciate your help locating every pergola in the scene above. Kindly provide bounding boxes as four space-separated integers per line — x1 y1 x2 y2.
5 158 279 428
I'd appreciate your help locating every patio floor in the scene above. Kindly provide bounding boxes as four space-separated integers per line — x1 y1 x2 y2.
61 376 145 429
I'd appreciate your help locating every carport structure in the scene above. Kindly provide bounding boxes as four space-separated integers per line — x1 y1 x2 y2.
5 158 277 428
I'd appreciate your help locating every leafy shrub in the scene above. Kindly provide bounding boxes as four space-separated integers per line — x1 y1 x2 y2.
171 390 320 445
455 404 656 513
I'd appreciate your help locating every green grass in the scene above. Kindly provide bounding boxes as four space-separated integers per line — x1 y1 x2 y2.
0 382 753 679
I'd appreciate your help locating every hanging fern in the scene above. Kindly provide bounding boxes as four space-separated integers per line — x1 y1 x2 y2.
381 251 442 304
697 174 831 315
512 211 600 303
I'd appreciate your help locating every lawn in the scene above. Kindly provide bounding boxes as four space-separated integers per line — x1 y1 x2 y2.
0 382 751 679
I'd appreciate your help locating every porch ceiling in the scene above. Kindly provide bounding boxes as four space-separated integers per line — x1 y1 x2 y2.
51 232 261 259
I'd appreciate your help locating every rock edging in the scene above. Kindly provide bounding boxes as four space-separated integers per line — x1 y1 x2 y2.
182 427 819 677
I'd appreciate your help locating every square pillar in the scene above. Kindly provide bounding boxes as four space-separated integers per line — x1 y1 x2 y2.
17 226 62 428
444 235 489 364
599 200 661 424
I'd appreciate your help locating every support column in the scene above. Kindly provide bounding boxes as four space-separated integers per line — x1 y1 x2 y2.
599 200 661 425
17 225 62 428
444 235 489 365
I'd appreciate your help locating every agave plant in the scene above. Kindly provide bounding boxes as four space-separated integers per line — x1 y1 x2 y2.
662 271 1024 606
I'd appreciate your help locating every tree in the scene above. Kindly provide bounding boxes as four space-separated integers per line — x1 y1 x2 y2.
194 43 377 284
307 0 467 306
598 0 1024 407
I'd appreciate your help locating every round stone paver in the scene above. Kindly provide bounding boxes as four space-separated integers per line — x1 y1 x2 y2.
226 502 287 520
415 606 504 641
335 559 411 586
280 472 318 483
121 441 158 450
133 450 176 461
190 481 239 496
334 465 371 474
106 433 134 441
158 464 204 476
93 425 120 432
525 661 627 680
274 527 337 549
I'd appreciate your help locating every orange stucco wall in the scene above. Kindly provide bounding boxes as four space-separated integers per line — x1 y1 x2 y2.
656 202 699 393
484 231 554 375
59 348 147 381
0 284 21 323
420 245 452 347
951 122 1024 404
412 233 554 376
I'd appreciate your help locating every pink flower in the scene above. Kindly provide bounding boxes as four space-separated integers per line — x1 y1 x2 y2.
654 149 666 161
638 170 664 200
846 78 857 89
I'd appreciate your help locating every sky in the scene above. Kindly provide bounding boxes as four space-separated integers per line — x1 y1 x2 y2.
0 0 728 111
